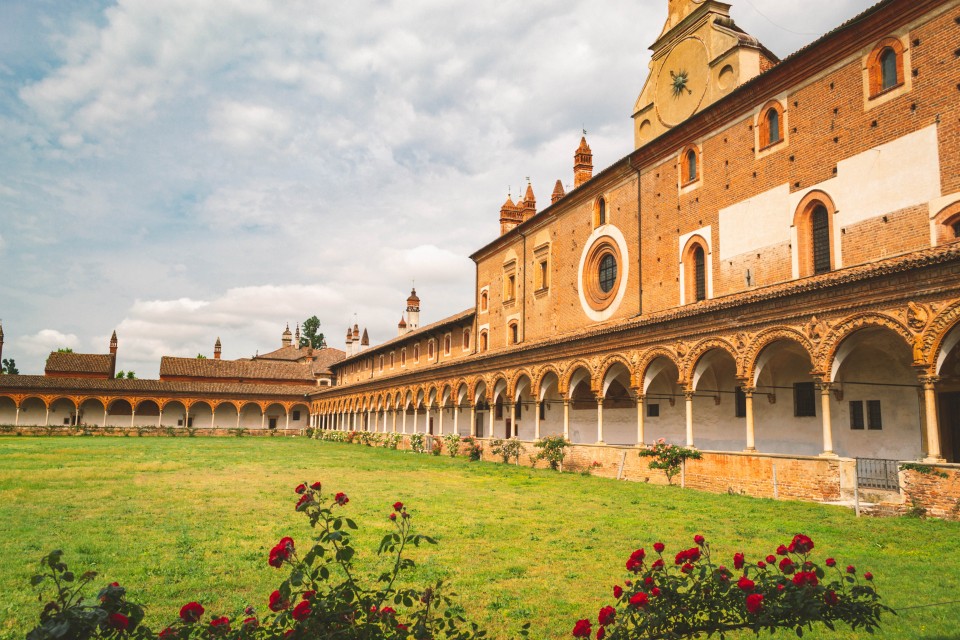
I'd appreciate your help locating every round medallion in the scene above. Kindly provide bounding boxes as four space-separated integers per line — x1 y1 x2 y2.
655 37 709 127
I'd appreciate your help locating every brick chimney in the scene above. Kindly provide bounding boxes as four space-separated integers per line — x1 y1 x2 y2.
574 136 593 188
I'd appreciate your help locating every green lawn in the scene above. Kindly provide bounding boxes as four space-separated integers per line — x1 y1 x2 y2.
1 437 958 640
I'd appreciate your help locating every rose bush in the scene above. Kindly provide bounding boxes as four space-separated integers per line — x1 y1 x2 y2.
577 533 890 639
27 485 505 640
637 439 702 484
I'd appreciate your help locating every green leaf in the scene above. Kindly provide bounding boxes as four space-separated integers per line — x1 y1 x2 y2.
345 518 358 530
30 575 44 586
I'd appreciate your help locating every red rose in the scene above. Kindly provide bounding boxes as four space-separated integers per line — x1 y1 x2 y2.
310 481 322 490
825 558 836 567
824 590 839 606
396 623 408 632
389 513 397 521
393 501 404 511
776 544 788 556
242 618 258 627
110 582 120 587
653 542 665 554
626 549 645 572
598 605 615 626
629 592 649 608
108 613 129 631
778 557 794 574
179 602 205 623
733 552 745 570
269 537 294 568
209 617 229 630
765 555 776 564
757 561 766 569
777 584 785 592
737 576 755 592
159 627 176 639
335 492 349 506
624 580 632 586
295 483 306 494
572 619 592 638
292 601 311 621
681 563 693 574
284 631 294 638
612 585 623 598
745 593 764 615
302 590 315 600
864 572 873 581
596 627 605 640
791 534 814 554
792 571 818 587
644 576 654 586
295 494 311 510
846 565 856 574
694 534 705 546
380 607 396 616
651 587 661 597
268 590 289 612
651 559 664 571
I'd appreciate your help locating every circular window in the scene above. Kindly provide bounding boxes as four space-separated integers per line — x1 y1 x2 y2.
582 237 622 312
598 254 617 292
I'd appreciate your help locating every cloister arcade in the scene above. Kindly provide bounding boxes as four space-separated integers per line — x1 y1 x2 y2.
0 393 311 431
309 306 960 464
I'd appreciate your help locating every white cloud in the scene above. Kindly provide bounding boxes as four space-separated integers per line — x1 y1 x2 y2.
17 329 81 359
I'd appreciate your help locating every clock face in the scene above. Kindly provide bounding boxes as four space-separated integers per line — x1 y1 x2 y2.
655 37 709 127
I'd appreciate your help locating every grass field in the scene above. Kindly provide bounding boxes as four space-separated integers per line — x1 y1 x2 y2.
1 437 959 639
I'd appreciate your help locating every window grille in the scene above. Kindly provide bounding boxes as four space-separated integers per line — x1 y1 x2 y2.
793 382 816 417
598 254 617 293
694 246 706 301
880 48 898 91
812 205 831 274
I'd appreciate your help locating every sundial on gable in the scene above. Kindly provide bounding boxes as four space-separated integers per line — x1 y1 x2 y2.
632 0 778 149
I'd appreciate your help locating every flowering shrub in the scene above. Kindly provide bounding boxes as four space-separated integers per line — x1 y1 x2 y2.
533 435 571 470
461 436 482 461
345 431 359 444
383 433 403 449
28 485 498 640
358 432 383 447
490 438 524 464
409 433 426 453
442 433 461 457
637 439 702 484
575 533 889 639
430 439 443 456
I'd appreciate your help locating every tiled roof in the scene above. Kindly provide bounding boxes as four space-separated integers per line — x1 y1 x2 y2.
0 375 316 397
159 357 314 382
338 309 474 364
45 352 114 375
255 345 310 361
310 348 346 375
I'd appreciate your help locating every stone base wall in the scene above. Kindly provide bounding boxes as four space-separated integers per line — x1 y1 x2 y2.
898 465 960 520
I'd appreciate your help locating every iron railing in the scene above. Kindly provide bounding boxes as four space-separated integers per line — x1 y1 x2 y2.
856 458 901 492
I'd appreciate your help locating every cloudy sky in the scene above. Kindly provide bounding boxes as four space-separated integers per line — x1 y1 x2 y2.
0 0 875 377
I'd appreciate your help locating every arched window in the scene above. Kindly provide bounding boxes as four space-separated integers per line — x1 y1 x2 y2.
462 328 471 350
378 355 383 372
867 38 905 99
812 204 831 274
880 48 898 91
444 335 451 354
480 291 488 312
427 340 434 359
480 331 488 352
509 322 519 345
390 352 395 368
413 344 420 362
693 246 706 301
759 101 785 149
401 349 407 366
686 150 697 182
766 109 779 144
597 197 606 227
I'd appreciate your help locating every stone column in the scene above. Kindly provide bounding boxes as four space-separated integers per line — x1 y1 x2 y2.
743 386 756 452
402 409 407 434
469 404 476 437
285 410 291 430
45 406 50 427
14 406 19 427
563 398 570 439
438 404 444 436
921 375 945 462
596 396 604 444
453 404 460 435
505 402 514 438
130 410 135 428
684 390 695 447
534 401 541 440
635 391 645 446
260 410 265 430
488 407 494 439
413 406 419 433
392 409 397 433
818 381 835 456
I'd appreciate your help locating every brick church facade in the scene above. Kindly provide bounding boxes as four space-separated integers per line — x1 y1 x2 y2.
309 0 960 489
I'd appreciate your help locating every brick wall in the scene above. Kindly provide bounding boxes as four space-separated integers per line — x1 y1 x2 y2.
900 465 960 520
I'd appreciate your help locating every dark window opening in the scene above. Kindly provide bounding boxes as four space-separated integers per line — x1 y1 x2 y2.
495 398 503 420
951 221 960 238
880 48 898 91
766 109 780 144
539 402 545 420
849 400 865 429
686 149 697 182
598 198 606 226
812 204 831 274
269 417 277 429
867 400 883 430
735 387 747 418
510 323 519 344
598 254 617 293
647 403 660 418
694 246 706 301
794 382 817 417
514 402 522 419
292 410 301 421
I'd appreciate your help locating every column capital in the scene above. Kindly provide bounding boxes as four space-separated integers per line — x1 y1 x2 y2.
740 386 755 396
919 374 941 387
684 389 696 401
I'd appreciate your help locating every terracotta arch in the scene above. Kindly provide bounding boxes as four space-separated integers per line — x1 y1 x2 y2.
743 327 816 385
507 368 534 399
533 365 562 398
818 312 914 381
561 359 595 396
682 338 741 387
921 298 960 374
933 201 960 245
793 190 838 277
637 348 682 394
597 353 636 389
